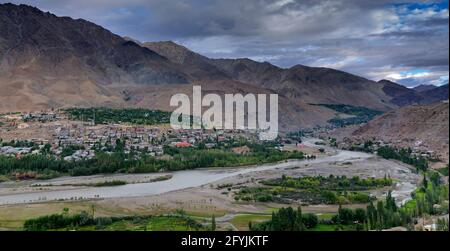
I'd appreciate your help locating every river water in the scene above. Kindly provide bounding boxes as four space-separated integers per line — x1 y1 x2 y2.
0 140 417 205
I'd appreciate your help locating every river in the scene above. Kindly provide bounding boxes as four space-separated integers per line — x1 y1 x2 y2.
0 139 418 205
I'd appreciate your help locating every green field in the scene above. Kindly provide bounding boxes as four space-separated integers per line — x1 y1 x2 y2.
23 213 208 231
310 224 354 231
229 214 272 230
76 217 206 231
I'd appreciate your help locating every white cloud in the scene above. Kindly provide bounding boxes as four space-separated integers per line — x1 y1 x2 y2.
387 71 432 80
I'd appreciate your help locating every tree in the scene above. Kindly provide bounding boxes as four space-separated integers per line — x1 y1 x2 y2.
385 190 397 212
354 208 367 223
422 174 428 189
302 213 318 229
376 201 385 230
297 206 305 231
91 204 96 218
211 215 216 231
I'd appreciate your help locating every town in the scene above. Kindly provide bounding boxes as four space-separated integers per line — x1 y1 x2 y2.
0 109 265 159
0 108 443 168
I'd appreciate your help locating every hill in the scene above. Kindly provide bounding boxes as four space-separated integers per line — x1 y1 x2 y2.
352 101 449 162
1 3 447 131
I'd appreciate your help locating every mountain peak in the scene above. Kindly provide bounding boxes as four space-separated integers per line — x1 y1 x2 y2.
378 79 396 84
0 4 189 83
0 3 41 12
143 40 199 65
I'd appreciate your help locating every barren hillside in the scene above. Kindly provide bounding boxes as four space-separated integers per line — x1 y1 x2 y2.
353 101 449 162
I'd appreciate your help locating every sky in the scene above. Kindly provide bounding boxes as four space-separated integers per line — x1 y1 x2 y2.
2 0 449 87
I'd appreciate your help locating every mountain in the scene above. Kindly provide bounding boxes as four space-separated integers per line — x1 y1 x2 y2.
1 3 445 131
413 84 437 92
0 3 191 112
142 41 229 81
376 80 449 107
352 101 449 162
419 84 449 104
0 4 189 85
0 4 336 130
377 79 424 106
145 41 400 111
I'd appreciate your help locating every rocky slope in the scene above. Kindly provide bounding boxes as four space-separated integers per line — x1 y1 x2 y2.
419 84 449 104
146 41 448 111
145 41 398 111
1 3 448 132
352 101 449 162
0 3 190 112
378 79 449 107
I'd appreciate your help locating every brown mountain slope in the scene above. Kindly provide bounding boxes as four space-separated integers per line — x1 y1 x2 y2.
3 3 443 132
145 41 397 111
0 4 338 130
0 4 189 85
145 41 450 111
0 3 192 113
0 3 192 112
378 79 424 106
142 41 229 81
352 101 449 161
115 80 336 131
378 80 449 107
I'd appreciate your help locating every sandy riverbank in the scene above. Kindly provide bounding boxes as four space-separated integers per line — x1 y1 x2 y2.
0 139 420 230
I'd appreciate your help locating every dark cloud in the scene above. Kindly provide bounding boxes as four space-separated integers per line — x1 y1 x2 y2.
1 0 449 87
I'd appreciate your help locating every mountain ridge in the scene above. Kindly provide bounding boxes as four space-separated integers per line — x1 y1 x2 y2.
1 3 448 131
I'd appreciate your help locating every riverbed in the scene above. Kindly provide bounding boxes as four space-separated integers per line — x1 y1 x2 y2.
0 139 419 206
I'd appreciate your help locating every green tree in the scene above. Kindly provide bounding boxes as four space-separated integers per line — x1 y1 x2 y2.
211 215 216 231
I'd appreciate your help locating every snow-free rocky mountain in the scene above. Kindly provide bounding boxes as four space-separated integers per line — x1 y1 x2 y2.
1 3 448 131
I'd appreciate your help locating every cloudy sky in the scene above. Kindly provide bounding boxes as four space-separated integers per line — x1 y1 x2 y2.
3 0 449 87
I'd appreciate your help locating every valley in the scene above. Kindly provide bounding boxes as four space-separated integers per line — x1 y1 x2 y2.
0 3 448 232
0 138 428 231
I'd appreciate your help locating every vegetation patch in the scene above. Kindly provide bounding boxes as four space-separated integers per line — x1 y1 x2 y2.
263 175 393 191
311 104 383 127
149 175 172 182
249 207 318 231
437 165 449 176
234 175 391 205
0 142 305 177
64 108 172 125
23 211 206 231
377 146 429 172
229 214 272 230
91 180 127 187
250 170 449 231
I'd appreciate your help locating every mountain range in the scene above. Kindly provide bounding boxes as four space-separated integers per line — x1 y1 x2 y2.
0 3 448 131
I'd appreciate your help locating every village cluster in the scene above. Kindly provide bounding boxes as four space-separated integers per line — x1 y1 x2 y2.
1 110 441 162
0 111 261 161
336 137 441 160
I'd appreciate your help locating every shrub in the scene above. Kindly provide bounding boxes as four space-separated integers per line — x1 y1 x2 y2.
302 213 318 228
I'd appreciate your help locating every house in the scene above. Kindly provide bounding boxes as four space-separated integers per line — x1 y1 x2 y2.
205 143 216 149
232 146 251 155
17 123 30 129
175 141 193 148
